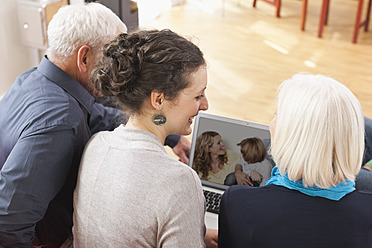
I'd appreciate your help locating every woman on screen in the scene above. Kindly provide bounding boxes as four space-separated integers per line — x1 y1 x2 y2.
73 29 218 247
192 131 238 184
218 73 372 248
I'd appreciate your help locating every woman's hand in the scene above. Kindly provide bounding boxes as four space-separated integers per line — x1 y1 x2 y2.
235 165 253 186
204 228 218 248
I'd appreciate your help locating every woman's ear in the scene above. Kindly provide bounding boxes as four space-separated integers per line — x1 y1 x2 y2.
150 90 165 110
77 45 91 73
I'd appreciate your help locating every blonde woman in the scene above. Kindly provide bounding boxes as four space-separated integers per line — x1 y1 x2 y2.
219 73 372 248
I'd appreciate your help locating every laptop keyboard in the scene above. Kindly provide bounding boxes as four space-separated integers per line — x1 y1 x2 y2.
203 190 222 214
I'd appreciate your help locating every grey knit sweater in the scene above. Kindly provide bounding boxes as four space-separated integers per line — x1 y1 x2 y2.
73 125 206 247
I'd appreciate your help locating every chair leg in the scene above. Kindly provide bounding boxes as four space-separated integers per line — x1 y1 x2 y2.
325 0 330 25
253 0 257 8
365 0 372 31
275 0 281 17
353 0 364 43
318 0 330 37
301 0 308 30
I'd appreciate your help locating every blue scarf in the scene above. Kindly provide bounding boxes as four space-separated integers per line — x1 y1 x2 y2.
265 167 355 201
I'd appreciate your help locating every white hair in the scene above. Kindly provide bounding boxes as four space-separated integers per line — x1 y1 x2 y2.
46 2 127 62
271 73 364 188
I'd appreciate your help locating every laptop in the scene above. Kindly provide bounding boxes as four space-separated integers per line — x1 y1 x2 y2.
188 112 273 230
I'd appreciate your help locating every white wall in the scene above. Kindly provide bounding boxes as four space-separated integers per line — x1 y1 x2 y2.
0 0 84 100
0 0 41 99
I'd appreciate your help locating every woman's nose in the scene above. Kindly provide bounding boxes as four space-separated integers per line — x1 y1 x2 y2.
200 96 209 111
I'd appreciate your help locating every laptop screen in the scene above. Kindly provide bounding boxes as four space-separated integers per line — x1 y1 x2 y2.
188 112 274 191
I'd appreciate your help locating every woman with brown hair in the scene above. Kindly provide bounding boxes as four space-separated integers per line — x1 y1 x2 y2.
73 29 217 247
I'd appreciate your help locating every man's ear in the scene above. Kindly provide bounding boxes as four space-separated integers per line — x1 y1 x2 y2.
150 90 165 110
77 45 91 73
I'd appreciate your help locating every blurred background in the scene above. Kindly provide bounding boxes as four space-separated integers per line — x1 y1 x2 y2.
1 0 372 136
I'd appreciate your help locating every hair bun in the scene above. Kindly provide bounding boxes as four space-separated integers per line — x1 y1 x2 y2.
92 29 205 114
93 33 144 97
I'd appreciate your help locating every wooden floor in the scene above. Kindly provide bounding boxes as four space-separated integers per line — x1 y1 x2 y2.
142 0 372 148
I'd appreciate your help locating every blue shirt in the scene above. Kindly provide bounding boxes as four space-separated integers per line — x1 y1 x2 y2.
0 57 126 247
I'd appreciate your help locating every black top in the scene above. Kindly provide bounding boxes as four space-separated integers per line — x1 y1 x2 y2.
218 184 372 248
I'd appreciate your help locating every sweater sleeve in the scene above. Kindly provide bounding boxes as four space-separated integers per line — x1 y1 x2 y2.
158 168 206 248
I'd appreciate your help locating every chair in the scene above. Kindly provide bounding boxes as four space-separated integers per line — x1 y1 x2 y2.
252 0 281 17
318 0 372 43
253 0 308 31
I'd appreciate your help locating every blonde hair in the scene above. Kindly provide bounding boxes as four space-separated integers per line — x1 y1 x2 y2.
238 138 266 163
271 73 364 188
192 131 227 180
